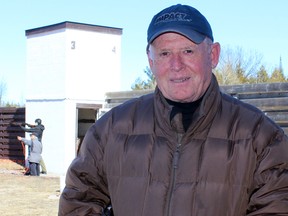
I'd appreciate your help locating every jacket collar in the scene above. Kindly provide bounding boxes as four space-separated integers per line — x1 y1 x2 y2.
154 74 221 135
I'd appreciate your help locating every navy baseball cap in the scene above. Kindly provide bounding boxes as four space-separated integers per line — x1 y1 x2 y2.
147 4 213 44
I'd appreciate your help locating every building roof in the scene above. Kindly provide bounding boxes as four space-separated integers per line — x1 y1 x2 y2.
25 21 123 36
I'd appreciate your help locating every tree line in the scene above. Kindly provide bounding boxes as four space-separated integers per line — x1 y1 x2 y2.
214 46 287 85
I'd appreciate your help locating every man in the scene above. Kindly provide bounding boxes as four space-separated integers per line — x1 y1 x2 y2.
17 133 42 176
21 118 45 142
20 118 47 174
59 4 288 215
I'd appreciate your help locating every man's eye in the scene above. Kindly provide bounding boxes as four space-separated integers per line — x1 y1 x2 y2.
160 51 169 57
184 49 193 54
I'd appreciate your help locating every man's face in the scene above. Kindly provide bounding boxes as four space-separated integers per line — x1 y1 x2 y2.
148 33 220 102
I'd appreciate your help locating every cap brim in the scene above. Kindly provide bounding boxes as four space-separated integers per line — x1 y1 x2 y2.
148 28 206 44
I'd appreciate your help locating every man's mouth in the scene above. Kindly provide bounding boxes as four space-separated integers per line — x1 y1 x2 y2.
171 77 190 83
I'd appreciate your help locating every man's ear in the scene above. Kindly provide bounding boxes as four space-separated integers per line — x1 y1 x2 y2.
147 50 154 72
211 42 221 69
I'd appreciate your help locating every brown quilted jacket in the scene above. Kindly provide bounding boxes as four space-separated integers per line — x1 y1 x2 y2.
59 75 288 216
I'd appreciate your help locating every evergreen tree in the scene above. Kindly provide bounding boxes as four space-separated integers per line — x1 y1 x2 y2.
270 68 287 83
131 67 156 90
255 65 269 83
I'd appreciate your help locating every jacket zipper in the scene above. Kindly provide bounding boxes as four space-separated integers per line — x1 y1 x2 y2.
165 133 183 216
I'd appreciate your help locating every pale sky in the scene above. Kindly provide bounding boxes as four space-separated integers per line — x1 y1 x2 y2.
1 0 287 104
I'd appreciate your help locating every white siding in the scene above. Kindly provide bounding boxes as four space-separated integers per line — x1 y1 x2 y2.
25 22 122 175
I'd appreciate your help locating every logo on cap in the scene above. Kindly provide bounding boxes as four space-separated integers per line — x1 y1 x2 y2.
154 12 192 24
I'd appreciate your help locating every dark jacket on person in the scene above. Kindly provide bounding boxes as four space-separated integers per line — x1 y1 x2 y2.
21 137 42 163
21 124 45 142
59 75 288 216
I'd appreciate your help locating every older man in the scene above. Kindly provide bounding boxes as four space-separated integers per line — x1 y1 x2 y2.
59 4 288 215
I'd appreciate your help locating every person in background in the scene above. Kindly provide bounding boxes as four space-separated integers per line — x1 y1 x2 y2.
20 118 47 174
59 4 288 215
17 133 42 176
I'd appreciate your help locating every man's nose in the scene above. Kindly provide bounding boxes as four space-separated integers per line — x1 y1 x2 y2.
170 53 184 72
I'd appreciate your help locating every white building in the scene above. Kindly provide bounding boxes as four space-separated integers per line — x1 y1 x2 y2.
25 21 122 175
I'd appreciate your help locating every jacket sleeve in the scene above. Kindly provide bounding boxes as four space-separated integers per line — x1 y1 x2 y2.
58 123 110 216
21 138 32 146
20 126 35 133
247 130 288 215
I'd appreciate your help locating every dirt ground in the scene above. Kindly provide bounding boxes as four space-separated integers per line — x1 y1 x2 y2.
0 159 60 216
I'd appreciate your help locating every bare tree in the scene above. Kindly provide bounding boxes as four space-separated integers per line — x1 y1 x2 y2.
215 46 263 85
